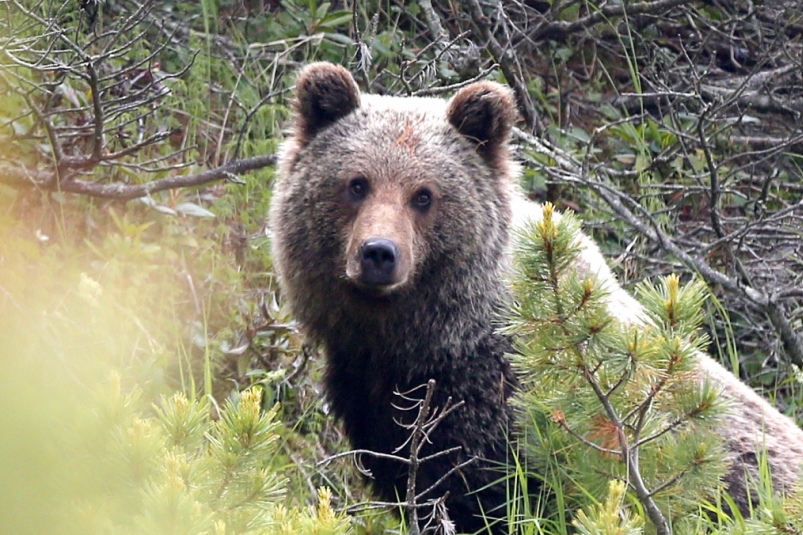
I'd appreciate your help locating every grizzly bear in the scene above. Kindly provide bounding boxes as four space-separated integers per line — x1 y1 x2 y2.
270 62 803 533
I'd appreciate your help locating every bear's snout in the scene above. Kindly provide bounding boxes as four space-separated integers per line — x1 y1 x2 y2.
343 195 415 292
359 238 400 287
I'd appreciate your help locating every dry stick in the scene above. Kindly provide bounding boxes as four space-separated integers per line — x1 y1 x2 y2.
405 380 437 535
411 66 499 97
400 380 468 534
110 0 239 58
232 88 289 161
351 3 371 85
695 103 758 290
529 0 695 42
6 0 210 196
396 30 474 97
419 0 449 51
595 181 803 368
319 380 470 533
610 179 802 364
321 448 416 466
85 61 105 167
0 154 276 200
682 57 799 306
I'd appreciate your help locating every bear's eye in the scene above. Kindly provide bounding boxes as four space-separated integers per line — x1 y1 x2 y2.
411 188 432 212
348 177 369 201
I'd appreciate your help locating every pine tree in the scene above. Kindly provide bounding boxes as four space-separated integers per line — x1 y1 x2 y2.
505 203 729 533
64 377 352 535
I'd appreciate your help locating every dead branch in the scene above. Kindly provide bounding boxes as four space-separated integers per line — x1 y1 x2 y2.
514 125 803 369
528 0 697 42
466 0 539 133
318 380 470 535
0 154 275 200
0 0 280 202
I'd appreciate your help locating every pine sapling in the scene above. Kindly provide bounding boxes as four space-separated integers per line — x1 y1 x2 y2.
66 379 352 535
506 204 728 533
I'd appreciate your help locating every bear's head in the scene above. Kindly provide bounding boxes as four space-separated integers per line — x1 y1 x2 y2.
271 62 520 333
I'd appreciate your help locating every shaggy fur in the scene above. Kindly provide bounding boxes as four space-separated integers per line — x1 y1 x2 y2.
270 62 803 532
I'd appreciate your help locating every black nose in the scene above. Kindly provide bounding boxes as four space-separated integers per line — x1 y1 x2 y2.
360 238 399 286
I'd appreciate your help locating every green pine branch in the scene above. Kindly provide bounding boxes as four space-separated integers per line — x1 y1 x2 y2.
506 203 729 533
65 378 352 535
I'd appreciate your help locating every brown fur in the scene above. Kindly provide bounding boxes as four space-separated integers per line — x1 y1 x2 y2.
272 63 521 533
270 62 803 531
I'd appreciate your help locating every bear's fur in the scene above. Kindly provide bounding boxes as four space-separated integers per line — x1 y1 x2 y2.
270 62 803 532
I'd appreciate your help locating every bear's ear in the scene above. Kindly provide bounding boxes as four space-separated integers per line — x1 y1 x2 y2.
293 62 361 144
446 81 518 163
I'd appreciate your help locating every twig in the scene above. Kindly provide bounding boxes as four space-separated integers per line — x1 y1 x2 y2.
529 0 695 42
232 88 289 161
318 380 467 534
419 0 449 51
411 66 498 97
466 0 539 133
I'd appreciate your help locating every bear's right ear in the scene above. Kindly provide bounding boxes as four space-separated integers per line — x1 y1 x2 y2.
447 81 518 165
293 62 361 144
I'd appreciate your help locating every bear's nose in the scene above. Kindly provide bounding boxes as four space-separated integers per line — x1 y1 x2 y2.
359 238 399 286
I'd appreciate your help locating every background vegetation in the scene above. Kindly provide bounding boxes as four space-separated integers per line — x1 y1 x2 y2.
1 0 801 533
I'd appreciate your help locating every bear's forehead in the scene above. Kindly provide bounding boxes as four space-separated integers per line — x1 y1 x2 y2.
360 93 448 116
353 94 451 134
330 94 461 156
287 93 495 184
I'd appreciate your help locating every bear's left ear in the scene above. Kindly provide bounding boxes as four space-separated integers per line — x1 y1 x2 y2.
293 62 361 145
446 81 518 163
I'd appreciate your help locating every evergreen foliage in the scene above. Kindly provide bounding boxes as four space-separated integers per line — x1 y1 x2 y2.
505 203 803 533
572 481 644 535
506 203 729 531
67 378 351 535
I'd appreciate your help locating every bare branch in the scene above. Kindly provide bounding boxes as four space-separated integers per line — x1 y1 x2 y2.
529 0 696 42
466 0 539 133
0 155 276 200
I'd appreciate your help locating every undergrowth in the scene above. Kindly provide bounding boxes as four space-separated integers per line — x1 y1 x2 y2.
1 1 802 534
